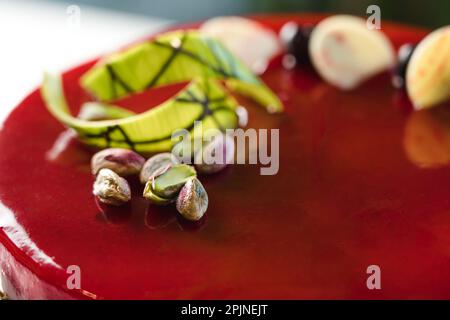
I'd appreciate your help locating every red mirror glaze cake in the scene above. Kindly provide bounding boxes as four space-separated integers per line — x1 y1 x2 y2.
3 14 450 300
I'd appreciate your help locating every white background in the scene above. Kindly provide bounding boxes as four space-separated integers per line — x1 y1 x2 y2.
0 0 169 124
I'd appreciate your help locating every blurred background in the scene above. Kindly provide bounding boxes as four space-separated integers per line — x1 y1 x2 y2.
47 0 450 28
0 0 449 122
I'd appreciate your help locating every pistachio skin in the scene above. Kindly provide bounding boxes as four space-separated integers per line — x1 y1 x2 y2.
195 134 235 174
93 168 131 206
176 178 209 221
91 148 145 176
139 152 179 184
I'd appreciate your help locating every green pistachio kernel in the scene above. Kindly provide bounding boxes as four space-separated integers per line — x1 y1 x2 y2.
152 164 197 198
143 164 197 205
142 182 174 205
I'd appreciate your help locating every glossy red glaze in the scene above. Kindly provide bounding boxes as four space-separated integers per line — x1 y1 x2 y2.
2 14 450 299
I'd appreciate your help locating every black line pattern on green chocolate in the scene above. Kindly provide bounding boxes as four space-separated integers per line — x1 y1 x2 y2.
150 32 239 81
99 31 259 105
146 33 188 88
81 32 244 149
204 38 228 76
80 85 236 149
105 64 133 99
185 83 224 131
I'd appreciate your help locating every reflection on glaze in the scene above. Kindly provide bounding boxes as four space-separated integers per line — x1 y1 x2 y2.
176 213 208 231
95 198 132 225
46 129 78 162
145 205 177 230
404 106 450 168
0 202 61 269
96 177 206 231
46 129 92 172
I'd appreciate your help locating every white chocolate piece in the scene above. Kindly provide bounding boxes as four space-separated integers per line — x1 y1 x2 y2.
406 26 450 110
309 15 395 90
200 16 281 74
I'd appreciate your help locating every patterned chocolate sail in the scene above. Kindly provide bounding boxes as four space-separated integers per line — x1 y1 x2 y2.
80 30 282 113
42 74 239 152
41 30 282 153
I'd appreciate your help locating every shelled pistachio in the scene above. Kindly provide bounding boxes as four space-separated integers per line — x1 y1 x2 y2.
143 164 197 205
139 152 179 184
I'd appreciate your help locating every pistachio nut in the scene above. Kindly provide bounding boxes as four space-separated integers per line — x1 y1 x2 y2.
176 178 209 221
93 168 131 206
139 152 179 184
91 148 145 176
194 133 235 174
143 164 197 204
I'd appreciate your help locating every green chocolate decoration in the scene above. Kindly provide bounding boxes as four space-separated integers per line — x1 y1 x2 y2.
41 30 283 154
77 102 135 121
80 30 283 113
41 73 239 153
